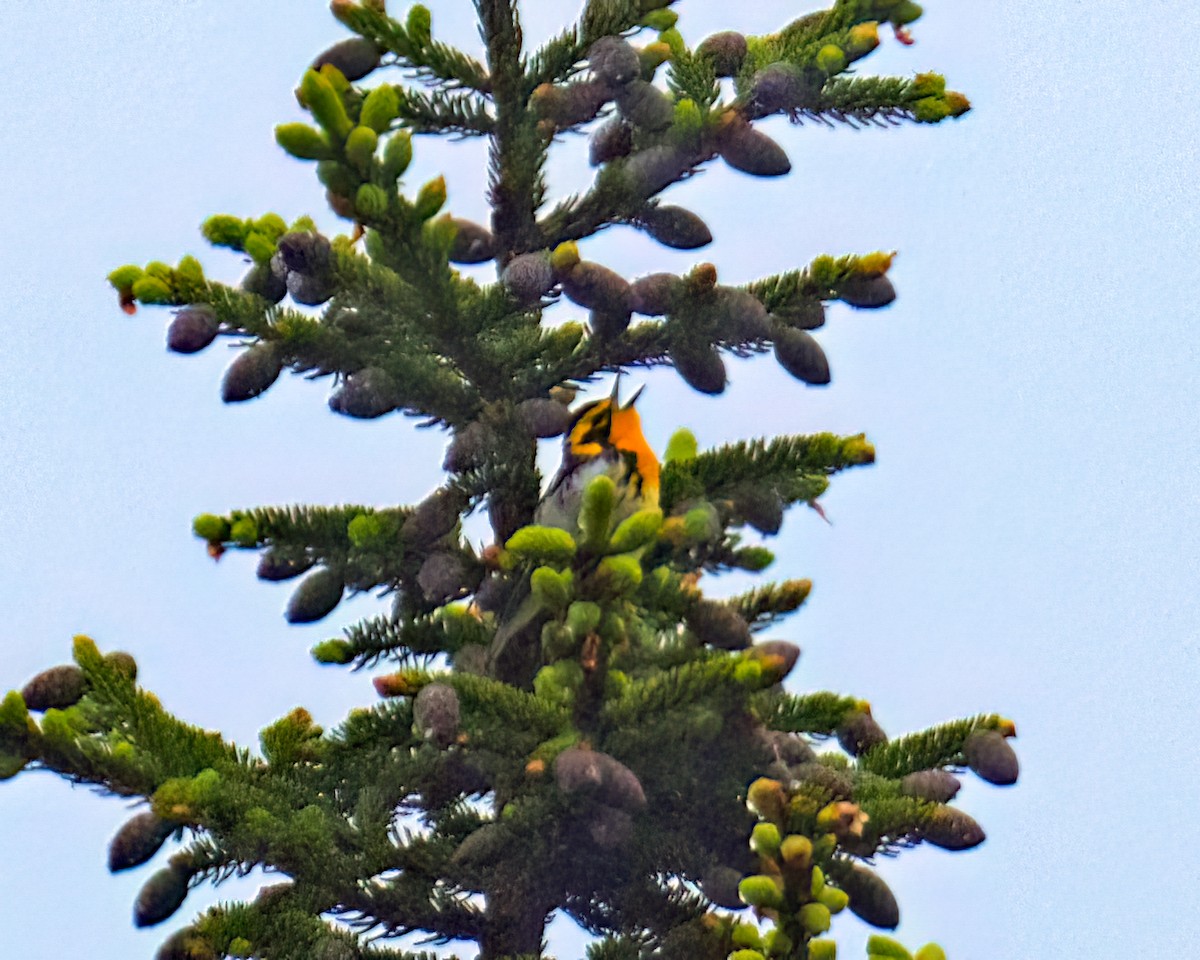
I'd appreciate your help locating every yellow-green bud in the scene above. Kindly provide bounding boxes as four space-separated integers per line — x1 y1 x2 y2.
779 833 812 868
414 175 447 219
131 276 174 305
640 9 677 30
534 660 585 710
505 525 577 565
229 518 258 548
672 98 704 144
299 69 353 140
107 264 144 292
810 864 826 896
579 474 617 547
382 130 413 180
192 514 229 542
406 4 432 46
914 945 947 960
359 84 399 132
663 428 697 463
800 902 831 935
344 125 379 176
550 240 581 275
174 255 205 288
818 885 849 913
242 231 275 264
816 44 847 75
866 935 912 959
746 777 786 822
763 929 793 957
311 640 355 665
566 600 602 638
275 122 334 161
749 821 781 858
730 922 763 950
201 214 246 248
847 22 881 57
593 554 643 597
729 951 766 960
608 508 662 553
737 874 783 910
808 941 837 960
531 565 573 613
355 183 388 219
913 96 951 123
682 503 722 542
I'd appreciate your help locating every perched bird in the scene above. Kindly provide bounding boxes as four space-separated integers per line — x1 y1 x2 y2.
488 379 659 685
536 378 660 531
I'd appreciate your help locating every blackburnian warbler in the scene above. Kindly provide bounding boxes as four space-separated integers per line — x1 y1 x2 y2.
536 379 659 530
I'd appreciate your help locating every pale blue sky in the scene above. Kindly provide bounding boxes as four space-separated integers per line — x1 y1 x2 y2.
1 2 1197 958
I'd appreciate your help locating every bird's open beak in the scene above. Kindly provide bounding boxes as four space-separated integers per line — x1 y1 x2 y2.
622 384 645 408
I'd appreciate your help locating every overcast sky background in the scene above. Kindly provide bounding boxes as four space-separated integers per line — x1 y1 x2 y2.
2 2 1197 958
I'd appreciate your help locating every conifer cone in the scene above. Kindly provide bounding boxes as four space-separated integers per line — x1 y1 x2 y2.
21 665 86 711
589 118 633 166
105 651 138 681
624 145 692 196
221 343 282 403
755 728 816 767
284 567 344 623
109 812 175 873
900 769 961 803
240 259 288 303
155 927 216 960
715 288 772 340
329 366 399 419
413 683 460 747
134 862 192 927
256 549 314 582
963 729 1019 785
921 806 986 850
555 746 605 795
791 761 854 800
593 752 647 810
701 866 748 908
616 80 674 131
719 117 791 177
749 639 801 678
588 805 634 848
748 63 810 115
560 261 632 315
417 550 478 603
838 274 896 308
837 709 887 756
443 421 488 472
502 252 555 305
696 31 748 77
639 205 712 250
404 488 466 546
447 219 495 264
775 327 831 384
671 341 727 395
685 600 752 649
834 861 900 929
588 36 641 87
517 398 573 439
732 485 784 535
630 273 681 315
312 37 382 81
166 306 219 354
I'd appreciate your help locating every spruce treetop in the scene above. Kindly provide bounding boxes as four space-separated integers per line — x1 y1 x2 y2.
2 2 1015 959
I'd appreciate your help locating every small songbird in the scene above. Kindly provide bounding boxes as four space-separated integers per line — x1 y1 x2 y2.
536 378 660 531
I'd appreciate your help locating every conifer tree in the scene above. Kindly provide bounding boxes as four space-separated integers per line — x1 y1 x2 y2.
1 2 1015 959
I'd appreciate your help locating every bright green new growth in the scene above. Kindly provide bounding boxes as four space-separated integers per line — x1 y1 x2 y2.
5 2 1015 959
